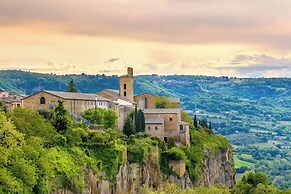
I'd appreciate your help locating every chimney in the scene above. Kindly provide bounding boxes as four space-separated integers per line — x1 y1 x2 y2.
127 67 133 77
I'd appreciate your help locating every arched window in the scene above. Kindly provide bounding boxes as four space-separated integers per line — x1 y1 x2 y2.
124 91 127 96
40 97 46 104
144 97 148 109
124 84 127 89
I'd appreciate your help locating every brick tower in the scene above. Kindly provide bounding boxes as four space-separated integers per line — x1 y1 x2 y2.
119 67 134 101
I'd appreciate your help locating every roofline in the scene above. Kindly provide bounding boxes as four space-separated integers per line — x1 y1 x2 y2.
22 90 66 100
22 90 111 101
144 108 180 114
134 92 156 98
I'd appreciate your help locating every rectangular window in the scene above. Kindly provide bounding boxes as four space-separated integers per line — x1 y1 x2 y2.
124 84 126 89
164 137 168 143
169 117 173 121
124 91 127 96
148 126 151 130
155 127 158 131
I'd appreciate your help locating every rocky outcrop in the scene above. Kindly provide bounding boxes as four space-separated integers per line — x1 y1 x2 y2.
195 148 236 188
52 148 235 194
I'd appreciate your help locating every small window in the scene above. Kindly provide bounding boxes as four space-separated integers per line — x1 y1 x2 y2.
124 91 127 96
155 127 158 131
164 137 168 143
180 124 183 131
17 104 21 108
148 126 151 130
144 97 148 109
50 101 55 108
124 84 127 89
40 97 46 104
169 117 173 121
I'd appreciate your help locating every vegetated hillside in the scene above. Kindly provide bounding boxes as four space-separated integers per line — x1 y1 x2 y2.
0 104 235 193
1 70 291 189
0 70 119 94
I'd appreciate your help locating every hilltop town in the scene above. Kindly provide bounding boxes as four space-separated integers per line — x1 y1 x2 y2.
2 67 190 147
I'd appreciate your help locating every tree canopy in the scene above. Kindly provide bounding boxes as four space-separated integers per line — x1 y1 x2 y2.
66 79 78 92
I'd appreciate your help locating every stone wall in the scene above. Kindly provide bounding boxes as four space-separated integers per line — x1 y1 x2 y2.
51 147 235 194
134 93 156 110
22 91 96 115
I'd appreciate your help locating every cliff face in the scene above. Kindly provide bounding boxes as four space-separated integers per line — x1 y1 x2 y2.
52 148 235 194
195 148 236 188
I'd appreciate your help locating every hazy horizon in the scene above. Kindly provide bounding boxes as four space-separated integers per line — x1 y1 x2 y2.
2 68 291 79
1 0 291 77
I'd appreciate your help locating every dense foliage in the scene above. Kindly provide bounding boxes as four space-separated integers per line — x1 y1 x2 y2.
0 70 290 189
141 172 291 194
123 109 145 136
155 96 179 108
81 108 117 129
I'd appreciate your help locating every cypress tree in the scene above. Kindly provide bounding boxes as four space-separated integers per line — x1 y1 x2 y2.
123 116 135 136
141 110 145 132
52 100 72 133
66 79 78 92
193 114 198 128
136 109 145 132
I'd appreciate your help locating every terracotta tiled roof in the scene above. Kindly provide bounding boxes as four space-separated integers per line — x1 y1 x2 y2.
145 117 164 124
144 108 180 114
23 90 110 101
97 89 134 103
134 93 156 98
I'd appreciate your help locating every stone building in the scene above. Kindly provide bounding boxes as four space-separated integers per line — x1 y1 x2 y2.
143 109 190 146
134 93 156 110
134 93 180 110
119 67 134 102
20 67 190 146
22 90 111 115
0 91 23 111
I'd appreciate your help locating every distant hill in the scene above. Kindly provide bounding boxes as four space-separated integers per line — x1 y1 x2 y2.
1 70 291 189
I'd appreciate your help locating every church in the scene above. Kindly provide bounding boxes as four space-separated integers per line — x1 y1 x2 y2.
22 67 190 146
98 67 190 146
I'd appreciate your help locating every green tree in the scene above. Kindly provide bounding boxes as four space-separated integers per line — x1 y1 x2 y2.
193 114 198 128
37 108 52 120
104 109 118 129
181 110 193 124
0 111 25 193
123 116 135 136
10 108 58 146
66 79 78 92
167 137 176 149
231 171 278 194
52 100 72 133
135 109 145 133
0 101 8 113
155 96 179 109
199 119 208 128
82 108 105 125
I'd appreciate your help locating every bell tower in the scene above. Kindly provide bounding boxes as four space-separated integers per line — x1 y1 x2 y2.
119 67 134 101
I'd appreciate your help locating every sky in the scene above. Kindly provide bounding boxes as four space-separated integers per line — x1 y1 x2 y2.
1 0 291 77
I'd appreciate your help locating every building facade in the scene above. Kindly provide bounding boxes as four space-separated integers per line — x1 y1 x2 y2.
22 90 111 115
134 93 156 110
0 91 23 111
143 109 190 146
119 67 134 102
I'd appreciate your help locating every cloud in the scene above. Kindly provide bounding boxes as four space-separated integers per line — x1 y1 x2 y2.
1 0 291 50
105 58 119 63
216 54 291 77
